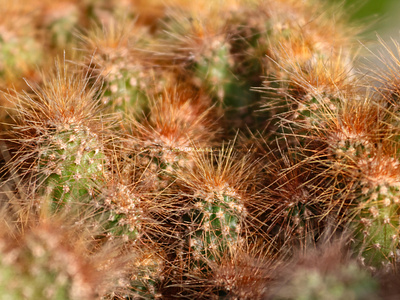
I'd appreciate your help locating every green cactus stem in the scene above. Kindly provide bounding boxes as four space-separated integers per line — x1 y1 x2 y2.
353 183 400 269
185 191 245 264
38 124 106 209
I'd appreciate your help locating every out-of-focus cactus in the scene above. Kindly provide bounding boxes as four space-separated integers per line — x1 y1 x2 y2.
0 0 42 89
211 247 276 299
259 0 355 91
0 214 132 300
258 0 357 143
126 246 165 299
274 262 378 300
272 239 379 300
36 0 80 50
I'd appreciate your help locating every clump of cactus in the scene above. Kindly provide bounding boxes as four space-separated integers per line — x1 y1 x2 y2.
3 0 400 299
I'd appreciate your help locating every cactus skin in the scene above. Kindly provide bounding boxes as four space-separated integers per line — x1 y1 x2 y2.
39 128 144 243
101 182 143 241
354 198 399 269
186 192 245 263
39 124 106 208
351 168 400 269
101 66 149 116
191 37 234 102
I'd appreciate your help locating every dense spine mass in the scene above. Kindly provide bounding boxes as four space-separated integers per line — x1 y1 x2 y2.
1 0 400 299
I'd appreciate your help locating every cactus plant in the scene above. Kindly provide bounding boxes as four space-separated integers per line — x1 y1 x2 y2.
175 145 258 271
4 0 400 299
4 60 111 210
81 19 159 118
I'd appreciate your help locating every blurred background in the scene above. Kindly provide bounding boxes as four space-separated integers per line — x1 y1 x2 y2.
330 0 400 67
331 0 399 35
334 0 400 48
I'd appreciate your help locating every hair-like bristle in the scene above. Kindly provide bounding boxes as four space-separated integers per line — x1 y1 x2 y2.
2 0 400 298
126 85 220 175
80 18 164 117
1 58 115 212
260 142 331 250
363 36 400 105
209 239 280 299
169 144 262 291
155 2 243 102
